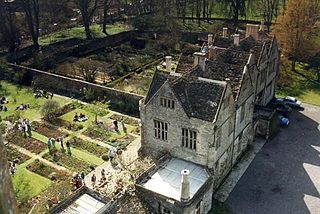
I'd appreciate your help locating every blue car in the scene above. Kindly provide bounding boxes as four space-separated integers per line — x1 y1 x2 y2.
278 115 289 126
276 96 302 108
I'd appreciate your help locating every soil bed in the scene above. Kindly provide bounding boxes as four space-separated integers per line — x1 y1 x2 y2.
26 159 57 179
69 137 107 157
32 121 68 138
6 131 47 154
6 145 31 164
42 150 94 174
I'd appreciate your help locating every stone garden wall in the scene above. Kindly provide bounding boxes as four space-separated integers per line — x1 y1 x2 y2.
6 64 144 117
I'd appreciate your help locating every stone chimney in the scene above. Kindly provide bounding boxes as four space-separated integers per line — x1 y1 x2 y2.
222 27 228 38
165 56 172 72
208 34 213 46
234 34 240 46
180 169 190 202
245 24 259 40
194 52 206 71
208 46 216 60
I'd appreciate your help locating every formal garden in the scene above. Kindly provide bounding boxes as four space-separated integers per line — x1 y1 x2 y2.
0 81 140 212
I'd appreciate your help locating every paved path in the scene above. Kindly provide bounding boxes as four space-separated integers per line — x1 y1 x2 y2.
9 144 70 172
85 136 141 191
225 104 320 214
214 138 266 202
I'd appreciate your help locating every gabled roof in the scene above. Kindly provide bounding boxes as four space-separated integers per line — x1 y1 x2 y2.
144 68 226 122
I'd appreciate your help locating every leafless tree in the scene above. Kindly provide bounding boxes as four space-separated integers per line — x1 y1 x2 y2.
21 0 40 49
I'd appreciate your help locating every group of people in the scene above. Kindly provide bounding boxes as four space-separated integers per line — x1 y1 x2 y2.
0 97 9 111
91 168 108 189
19 119 32 137
34 89 54 99
73 113 88 122
113 116 126 133
47 136 71 156
16 103 30 111
71 171 85 190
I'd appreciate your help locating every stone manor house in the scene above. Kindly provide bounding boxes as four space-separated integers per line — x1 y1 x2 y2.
136 23 280 213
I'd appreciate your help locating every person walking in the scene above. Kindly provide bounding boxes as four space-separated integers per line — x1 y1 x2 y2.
113 120 118 132
59 136 64 150
91 173 96 189
121 116 126 133
80 171 85 186
47 138 52 154
100 169 106 183
51 138 56 149
66 141 71 155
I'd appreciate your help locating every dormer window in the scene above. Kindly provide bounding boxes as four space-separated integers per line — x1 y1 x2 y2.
160 97 175 109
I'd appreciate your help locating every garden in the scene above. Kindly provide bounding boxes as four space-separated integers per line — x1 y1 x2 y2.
0 81 140 212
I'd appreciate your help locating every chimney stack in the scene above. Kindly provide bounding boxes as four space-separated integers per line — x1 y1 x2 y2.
165 56 172 72
193 52 206 71
245 24 259 40
208 46 216 60
208 34 213 46
180 169 190 202
222 27 228 38
234 34 240 46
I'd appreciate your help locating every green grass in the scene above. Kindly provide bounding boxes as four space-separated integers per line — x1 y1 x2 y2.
0 81 70 121
12 165 51 203
32 131 104 166
277 63 320 106
59 108 95 126
39 23 132 46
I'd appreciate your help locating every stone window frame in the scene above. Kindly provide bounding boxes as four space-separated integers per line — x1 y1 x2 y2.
181 128 197 150
240 103 246 122
215 128 222 149
160 97 175 109
195 200 202 214
154 120 168 141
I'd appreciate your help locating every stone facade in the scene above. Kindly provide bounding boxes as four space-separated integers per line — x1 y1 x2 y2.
138 23 280 213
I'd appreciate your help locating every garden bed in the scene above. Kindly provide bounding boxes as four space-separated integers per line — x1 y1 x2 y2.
42 150 94 174
69 137 107 157
47 118 84 132
32 121 68 138
26 159 57 179
6 145 30 164
6 131 47 154
106 134 136 149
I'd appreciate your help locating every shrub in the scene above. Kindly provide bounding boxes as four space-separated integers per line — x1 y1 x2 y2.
101 154 109 161
40 100 60 121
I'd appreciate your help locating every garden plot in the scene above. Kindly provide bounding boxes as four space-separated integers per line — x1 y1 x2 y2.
26 159 58 180
32 120 68 139
6 131 47 154
109 55 180 95
42 150 94 174
6 145 31 164
69 137 108 158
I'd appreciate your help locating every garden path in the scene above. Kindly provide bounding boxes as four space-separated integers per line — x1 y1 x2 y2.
8 144 71 173
84 136 141 191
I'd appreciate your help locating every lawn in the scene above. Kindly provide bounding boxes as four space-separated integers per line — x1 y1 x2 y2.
0 81 70 121
12 164 52 203
39 23 132 46
277 63 320 106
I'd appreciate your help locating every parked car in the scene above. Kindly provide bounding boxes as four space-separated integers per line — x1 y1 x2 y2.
276 96 302 108
278 115 290 126
269 101 292 117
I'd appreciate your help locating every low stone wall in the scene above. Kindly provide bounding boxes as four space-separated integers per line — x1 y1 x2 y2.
7 64 144 117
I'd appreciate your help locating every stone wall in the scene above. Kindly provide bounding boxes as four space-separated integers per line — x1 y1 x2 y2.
7 64 144 116
0 135 18 214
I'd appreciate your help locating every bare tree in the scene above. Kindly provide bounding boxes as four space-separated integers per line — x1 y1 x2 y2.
21 0 40 49
73 59 99 82
102 0 112 35
75 0 99 40
0 0 20 60
218 0 246 25
258 0 279 32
